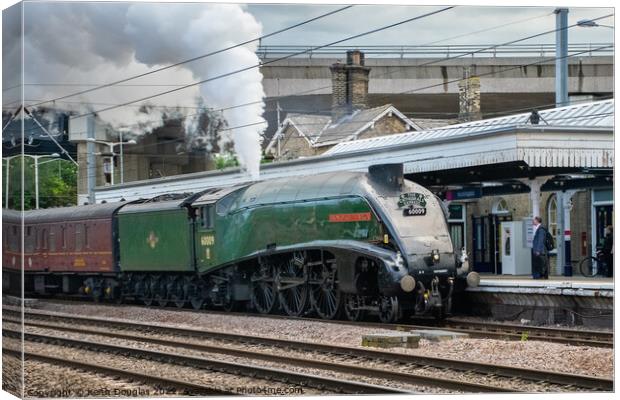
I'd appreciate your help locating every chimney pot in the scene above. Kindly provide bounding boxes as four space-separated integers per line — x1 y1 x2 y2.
458 67 481 121
331 50 370 121
347 50 364 66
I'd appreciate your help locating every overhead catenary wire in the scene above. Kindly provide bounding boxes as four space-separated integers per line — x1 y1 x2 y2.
23 5 355 106
68 12 614 124
63 6 455 120
6 40 612 154
61 43 615 146
7 12 609 118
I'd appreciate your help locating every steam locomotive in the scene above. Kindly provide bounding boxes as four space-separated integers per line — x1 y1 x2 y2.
2 164 478 322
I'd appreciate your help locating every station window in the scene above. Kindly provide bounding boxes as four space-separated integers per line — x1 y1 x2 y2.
492 198 510 215
202 205 215 229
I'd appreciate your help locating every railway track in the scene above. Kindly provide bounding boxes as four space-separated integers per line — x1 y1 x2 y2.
3 307 613 392
2 326 406 395
14 297 613 348
1 347 234 396
443 318 614 348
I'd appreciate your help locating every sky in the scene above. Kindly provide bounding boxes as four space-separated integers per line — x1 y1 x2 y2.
3 1 614 106
247 4 614 46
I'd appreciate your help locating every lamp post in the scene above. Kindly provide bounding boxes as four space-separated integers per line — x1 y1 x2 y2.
86 137 137 185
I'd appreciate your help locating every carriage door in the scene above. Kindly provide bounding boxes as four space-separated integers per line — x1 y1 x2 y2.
196 204 216 269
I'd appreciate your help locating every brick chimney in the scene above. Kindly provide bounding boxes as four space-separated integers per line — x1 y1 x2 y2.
329 50 371 121
458 67 481 121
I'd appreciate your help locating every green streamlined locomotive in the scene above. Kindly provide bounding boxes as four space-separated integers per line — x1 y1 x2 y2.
4 164 476 322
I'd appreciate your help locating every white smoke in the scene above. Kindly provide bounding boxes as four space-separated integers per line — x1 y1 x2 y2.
3 2 265 179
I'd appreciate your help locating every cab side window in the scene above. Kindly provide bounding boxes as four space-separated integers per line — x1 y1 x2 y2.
201 205 215 229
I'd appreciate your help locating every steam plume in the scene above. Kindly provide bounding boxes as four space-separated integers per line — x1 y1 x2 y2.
3 2 265 179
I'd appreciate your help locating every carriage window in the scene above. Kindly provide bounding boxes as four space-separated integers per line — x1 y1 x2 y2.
41 229 48 250
49 228 56 251
61 226 67 249
201 205 215 229
85 225 90 248
75 224 83 251
10 226 18 251
25 226 34 252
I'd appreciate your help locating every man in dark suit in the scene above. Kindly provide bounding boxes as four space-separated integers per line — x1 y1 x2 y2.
531 216 549 279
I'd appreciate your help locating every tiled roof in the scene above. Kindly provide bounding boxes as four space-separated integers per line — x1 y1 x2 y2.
325 99 614 155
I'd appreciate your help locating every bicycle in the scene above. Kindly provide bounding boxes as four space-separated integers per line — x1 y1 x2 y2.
578 250 607 277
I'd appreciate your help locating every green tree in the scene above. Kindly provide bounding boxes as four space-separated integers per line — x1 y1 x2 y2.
2 156 77 210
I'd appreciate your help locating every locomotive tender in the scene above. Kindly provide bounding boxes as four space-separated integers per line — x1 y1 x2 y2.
3 164 476 322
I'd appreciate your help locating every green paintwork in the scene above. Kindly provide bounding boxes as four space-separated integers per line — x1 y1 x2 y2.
118 208 192 272
195 196 384 273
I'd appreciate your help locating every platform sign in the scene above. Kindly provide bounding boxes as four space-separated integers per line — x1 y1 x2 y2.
445 188 482 201
523 219 534 248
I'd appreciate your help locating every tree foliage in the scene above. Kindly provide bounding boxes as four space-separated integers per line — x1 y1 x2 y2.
2 156 77 210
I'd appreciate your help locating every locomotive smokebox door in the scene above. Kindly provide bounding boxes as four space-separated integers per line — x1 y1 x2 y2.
368 164 404 189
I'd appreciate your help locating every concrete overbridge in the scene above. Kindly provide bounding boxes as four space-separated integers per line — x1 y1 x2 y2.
259 53 612 134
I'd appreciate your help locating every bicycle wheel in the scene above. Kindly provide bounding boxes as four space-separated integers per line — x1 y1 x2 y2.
579 256 597 277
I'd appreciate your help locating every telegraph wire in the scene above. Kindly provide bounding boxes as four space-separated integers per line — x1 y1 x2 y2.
24 5 355 107
7 44 612 148
8 13 610 117
75 11 612 123
83 43 617 139
66 7 455 120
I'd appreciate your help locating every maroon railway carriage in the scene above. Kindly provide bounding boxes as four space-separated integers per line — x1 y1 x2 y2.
2 203 126 295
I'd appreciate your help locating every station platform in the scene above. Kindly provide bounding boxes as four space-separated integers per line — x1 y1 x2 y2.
457 274 614 328
468 275 613 297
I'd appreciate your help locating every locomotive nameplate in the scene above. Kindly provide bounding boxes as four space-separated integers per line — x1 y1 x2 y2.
398 192 427 208
328 212 372 223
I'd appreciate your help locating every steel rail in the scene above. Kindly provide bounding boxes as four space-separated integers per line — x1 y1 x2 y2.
443 318 613 347
203 309 613 348
11 298 612 348
5 316 512 393
4 307 612 391
2 327 408 395
1 347 235 396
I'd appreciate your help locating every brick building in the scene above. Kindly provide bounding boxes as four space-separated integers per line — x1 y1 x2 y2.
265 50 456 160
